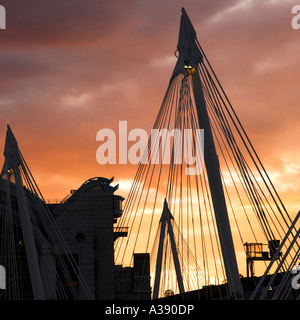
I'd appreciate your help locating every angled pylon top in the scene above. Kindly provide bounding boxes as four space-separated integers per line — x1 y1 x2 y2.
4 125 19 159
160 199 174 223
1 125 22 177
177 8 197 51
171 7 203 81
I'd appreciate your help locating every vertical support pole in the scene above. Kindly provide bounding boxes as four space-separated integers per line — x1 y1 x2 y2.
4 172 20 298
167 219 185 294
171 7 243 298
14 167 45 300
192 72 243 298
153 220 166 299
3 125 45 299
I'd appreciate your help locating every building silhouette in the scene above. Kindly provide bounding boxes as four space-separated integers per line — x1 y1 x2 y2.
48 177 151 300
0 171 151 299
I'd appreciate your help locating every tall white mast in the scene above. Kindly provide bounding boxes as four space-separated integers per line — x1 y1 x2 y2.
171 8 243 298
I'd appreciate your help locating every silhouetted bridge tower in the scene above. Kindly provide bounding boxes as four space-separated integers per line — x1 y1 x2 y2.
0 8 300 301
115 8 300 300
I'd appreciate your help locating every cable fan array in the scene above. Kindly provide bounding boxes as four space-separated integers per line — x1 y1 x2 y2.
0 125 92 300
114 16 300 299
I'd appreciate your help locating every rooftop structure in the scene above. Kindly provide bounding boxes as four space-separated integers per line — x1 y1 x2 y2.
48 177 126 299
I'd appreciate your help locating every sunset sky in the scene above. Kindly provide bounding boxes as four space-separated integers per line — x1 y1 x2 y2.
0 0 299 216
